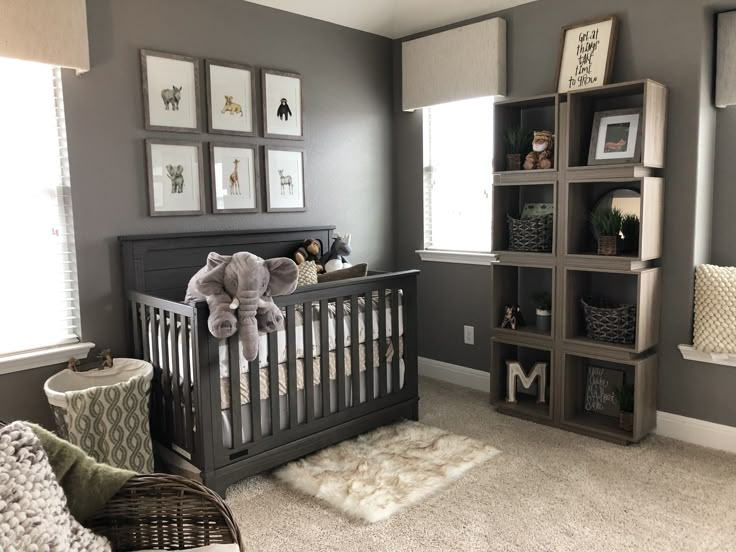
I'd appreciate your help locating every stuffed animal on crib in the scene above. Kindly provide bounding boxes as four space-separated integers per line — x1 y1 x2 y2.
500 304 525 330
293 238 324 273
320 233 352 273
523 130 554 170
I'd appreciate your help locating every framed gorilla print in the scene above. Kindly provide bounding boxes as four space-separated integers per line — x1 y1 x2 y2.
206 60 256 136
141 50 201 132
262 69 303 140
145 139 205 216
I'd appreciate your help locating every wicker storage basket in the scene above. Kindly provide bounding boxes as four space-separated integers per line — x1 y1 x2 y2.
507 213 553 252
581 297 637 344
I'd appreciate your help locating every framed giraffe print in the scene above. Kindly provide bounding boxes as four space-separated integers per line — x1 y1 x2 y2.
264 146 306 212
209 144 260 213
262 69 303 140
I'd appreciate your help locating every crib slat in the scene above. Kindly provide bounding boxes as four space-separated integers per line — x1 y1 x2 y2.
131 302 142 358
179 315 193 452
303 303 314 422
268 332 280 435
228 338 242 448
335 298 346 411
249 351 261 442
139 304 150 362
378 289 388 397
168 311 182 448
320 299 330 417
351 295 360 406
391 288 401 394
364 292 374 402
286 305 298 428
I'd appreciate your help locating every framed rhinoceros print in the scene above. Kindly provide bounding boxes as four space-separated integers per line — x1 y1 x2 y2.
145 139 205 216
206 60 256 137
141 50 201 133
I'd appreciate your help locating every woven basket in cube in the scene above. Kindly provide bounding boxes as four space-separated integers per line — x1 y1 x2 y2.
507 213 553 253
581 297 636 345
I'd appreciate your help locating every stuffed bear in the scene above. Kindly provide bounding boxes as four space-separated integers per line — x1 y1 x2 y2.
293 238 324 273
523 130 554 170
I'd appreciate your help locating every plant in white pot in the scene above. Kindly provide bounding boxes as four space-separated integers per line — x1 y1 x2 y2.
532 291 552 333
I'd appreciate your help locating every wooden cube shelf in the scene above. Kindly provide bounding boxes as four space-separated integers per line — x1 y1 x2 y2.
564 177 663 270
492 263 555 342
561 351 657 444
562 267 661 357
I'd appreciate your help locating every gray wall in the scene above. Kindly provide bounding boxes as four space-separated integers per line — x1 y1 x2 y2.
394 0 736 427
0 0 393 426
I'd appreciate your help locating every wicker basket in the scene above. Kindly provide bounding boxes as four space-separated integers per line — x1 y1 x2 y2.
581 297 636 344
597 235 619 256
507 213 553 252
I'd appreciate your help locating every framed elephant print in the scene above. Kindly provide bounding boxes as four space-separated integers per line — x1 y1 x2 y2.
206 60 256 136
145 139 205 216
262 69 303 140
210 143 260 213
141 49 201 132
264 146 305 212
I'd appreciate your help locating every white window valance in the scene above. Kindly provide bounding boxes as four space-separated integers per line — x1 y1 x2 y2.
401 18 506 111
0 0 90 72
717 10 736 108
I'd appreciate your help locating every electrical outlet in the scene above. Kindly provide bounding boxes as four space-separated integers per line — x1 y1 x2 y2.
463 325 475 345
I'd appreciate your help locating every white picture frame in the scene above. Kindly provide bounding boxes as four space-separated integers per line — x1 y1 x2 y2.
556 16 618 93
206 60 256 136
141 50 201 132
146 140 204 216
265 147 306 212
588 108 642 165
210 144 260 213
262 69 303 140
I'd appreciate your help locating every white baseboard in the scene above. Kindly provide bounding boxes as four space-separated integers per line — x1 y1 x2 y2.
419 356 736 454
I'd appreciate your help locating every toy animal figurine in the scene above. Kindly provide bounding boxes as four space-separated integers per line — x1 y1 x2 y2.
229 159 240 195
277 98 292 121
321 233 352 273
293 238 324 273
161 85 182 111
67 358 80 372
523 130 554 170
500 304 525 330
97 349 114 369
166 164 184 194
221 95 243 116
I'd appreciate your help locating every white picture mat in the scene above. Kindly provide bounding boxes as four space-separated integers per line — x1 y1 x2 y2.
209 65 253 133
557 19 614 92
595 114 640 160
213 147 256 210
264 73 302 136
267 150 304 209
145 55 197 128
150 144 201 212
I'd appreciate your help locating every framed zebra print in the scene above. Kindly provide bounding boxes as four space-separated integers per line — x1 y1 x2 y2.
264 146 306 213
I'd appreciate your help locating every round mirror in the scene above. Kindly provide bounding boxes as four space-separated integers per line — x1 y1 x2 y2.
593 188 640 217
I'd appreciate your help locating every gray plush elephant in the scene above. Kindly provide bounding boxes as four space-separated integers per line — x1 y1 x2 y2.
185 252 298 361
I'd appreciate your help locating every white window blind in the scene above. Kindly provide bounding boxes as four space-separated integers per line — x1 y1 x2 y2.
423 97 494 252
0 58 81 356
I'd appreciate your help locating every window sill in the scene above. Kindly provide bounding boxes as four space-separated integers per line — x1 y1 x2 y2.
679 345 736 367
416 250 497 266
0 342 95 376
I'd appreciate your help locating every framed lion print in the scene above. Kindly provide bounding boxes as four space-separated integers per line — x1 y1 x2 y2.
206 59 256 136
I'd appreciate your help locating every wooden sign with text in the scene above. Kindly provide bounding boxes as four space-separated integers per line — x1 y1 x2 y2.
556 16 618 93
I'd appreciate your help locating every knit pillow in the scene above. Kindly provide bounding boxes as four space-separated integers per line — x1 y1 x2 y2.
297 261 318 288
693 264 736 353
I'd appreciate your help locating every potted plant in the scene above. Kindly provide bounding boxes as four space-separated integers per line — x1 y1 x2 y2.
621 213 640 254
532 291 552 333
589 207 623 256
503 126 530 171
615 383 635 432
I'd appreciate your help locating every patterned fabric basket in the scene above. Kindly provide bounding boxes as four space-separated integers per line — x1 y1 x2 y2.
507 213 553 252
581 297 637 344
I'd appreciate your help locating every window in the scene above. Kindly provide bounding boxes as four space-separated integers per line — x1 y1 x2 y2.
422 97 494 253
0 58 83 359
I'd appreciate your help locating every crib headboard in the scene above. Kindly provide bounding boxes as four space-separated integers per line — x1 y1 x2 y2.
119 226 335 300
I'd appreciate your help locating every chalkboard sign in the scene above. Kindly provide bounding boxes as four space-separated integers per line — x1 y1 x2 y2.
556 16 618 93
584 365 623 417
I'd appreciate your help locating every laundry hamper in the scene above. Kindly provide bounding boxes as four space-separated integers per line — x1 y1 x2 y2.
44 358 155 472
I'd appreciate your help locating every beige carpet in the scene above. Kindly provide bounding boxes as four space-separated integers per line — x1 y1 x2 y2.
226 377 736 551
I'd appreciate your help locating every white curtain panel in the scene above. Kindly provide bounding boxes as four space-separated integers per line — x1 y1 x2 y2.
402 18 506 111
0 0 90 72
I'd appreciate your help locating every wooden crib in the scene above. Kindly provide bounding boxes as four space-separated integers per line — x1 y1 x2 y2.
120 226 419 495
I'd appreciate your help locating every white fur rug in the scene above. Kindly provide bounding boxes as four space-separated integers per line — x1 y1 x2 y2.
274 420 500 523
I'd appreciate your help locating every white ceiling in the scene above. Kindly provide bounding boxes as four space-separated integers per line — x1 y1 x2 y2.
244 0 537 39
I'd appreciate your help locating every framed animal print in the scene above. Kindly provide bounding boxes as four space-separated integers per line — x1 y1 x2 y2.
588 108 642 165
262 69 303 140
209 143 259 213
206 60 256 136
141 50 201 132
264 146 305 212
145 140 205 216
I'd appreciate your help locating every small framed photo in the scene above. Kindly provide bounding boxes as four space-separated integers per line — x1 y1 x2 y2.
141 50 201 132
209 144 260 213
555 16 618 92
264 146 305 212
588 108 642 165
146 140 205 216
262 69 303 139
206 60 256 136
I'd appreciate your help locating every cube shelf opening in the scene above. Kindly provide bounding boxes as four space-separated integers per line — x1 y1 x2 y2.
491 340 553 420
492 183 556 256
492 264 554 339
494 95 557 174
